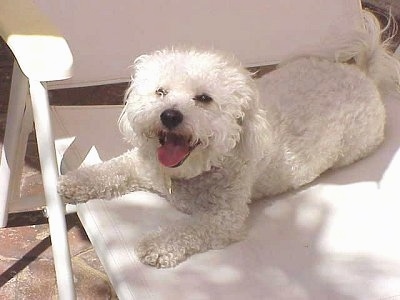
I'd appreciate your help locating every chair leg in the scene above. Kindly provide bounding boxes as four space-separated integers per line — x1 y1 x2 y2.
0 61 32 227
29 80 76 300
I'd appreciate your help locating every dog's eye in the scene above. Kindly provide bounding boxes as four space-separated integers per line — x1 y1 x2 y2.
155 88 168 97
193 93 213 103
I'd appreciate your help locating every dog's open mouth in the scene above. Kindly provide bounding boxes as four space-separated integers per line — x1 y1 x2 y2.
157 131 199 168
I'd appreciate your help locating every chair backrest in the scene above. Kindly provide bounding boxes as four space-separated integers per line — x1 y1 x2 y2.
33 0 363 89
0 0 73 81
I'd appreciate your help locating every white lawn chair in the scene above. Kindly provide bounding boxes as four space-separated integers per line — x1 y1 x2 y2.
0 1 75 298
1 0 400 299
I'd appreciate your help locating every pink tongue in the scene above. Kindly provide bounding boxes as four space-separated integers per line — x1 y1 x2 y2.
157 140 190 167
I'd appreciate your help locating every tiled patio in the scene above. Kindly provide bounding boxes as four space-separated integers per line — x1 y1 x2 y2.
0 1 399 298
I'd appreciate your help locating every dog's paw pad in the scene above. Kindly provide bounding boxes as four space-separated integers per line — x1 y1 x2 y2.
135 238 183 268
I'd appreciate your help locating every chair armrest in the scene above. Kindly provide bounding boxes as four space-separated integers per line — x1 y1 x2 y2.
0 0 73 81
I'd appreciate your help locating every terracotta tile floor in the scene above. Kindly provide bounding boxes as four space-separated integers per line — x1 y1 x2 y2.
0 1 399 298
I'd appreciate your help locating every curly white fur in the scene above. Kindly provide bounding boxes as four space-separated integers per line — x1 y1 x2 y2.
59 11 400 268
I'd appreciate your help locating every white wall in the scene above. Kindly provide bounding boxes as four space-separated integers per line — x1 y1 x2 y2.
33 0 363 88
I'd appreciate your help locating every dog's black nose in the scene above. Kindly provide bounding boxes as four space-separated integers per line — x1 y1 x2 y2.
160 109 183 129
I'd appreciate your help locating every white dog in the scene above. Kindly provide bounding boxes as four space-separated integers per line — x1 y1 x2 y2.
59 11 400 268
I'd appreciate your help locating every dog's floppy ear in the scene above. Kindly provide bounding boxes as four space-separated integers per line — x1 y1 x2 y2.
118 83 138 145
233 74 271 160
118 54 152 145
238 106 271 161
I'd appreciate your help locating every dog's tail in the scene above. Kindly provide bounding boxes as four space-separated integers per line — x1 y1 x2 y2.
334 10 400 92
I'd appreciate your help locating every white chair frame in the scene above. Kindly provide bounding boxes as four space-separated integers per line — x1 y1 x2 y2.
0 1 76 298
0 61 76 299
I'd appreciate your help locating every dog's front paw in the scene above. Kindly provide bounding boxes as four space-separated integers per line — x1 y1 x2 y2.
135 232 187 268
58 172 93 203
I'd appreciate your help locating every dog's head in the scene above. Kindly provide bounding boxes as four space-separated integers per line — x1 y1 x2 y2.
119 48 270 178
